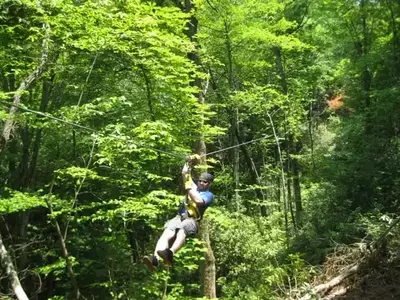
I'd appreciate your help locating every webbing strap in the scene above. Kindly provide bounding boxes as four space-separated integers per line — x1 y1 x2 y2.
186 198 202 221
183 166 202 221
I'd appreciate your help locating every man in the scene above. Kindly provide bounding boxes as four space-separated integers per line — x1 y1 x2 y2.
142 161 214 270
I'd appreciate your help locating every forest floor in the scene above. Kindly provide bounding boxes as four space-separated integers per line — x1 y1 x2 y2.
309 245 400 300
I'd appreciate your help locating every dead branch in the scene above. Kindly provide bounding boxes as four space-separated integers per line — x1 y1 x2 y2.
299 264 359 300
323 286 347 299
299 223 400 300
315 264 359 295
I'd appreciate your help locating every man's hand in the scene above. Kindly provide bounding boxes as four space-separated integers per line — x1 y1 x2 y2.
184 176 193 190
182 163 190 175
186 154 200 166
182 163 192 190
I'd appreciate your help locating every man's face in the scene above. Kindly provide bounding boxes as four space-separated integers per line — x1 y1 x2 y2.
197 179 210 191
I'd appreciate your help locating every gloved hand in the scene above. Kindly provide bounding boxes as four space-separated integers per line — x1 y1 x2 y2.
186 154 200 166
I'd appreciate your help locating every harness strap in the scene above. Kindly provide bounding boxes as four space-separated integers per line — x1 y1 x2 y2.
183 172 202 221
186 198 202 221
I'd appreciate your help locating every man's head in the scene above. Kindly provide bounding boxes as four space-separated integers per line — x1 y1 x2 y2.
197 172 213 191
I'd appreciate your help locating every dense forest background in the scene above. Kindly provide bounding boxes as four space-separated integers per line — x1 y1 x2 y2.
0 0 400 299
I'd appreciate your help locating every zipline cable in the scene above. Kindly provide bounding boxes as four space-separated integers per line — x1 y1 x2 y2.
0 99 98 133
0 100 185 158
0 99 276 159
203 134 273 157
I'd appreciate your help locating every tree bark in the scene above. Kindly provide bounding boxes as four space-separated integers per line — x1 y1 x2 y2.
267 112 289 245
360 0 372 108
386 0 400 77
233 111 241 210
195 114 216 298
273 46 288 95
0 22 49 156
274 45 303 227
273 46 290 236
28 76 54 187
0 232 29 300
287 172 296 230
292 144 303 226
11 125 32 190
199 218 216 298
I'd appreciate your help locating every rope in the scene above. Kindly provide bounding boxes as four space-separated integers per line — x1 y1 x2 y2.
0 100 274 159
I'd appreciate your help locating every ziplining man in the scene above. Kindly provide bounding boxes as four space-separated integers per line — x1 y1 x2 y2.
143 156 214 270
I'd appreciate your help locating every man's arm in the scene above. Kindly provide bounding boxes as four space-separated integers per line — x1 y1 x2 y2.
182 163 204 205
187 189 206 206
182 163 197 189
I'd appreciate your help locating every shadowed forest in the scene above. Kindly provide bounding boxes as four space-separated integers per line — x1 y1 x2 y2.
0 0 400 299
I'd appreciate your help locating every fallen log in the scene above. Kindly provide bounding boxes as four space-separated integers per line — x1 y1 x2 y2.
315 264 358 295
300 264 359 300
323 286 347 299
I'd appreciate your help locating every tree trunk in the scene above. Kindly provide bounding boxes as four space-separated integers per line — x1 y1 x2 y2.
273 46 290 237
287 172 296 229
273 46 288 95
292 144 303 226
9 78 54 278
16 212 30 275
225 20 242 211
274 45 303 229
46 183 81 299
233 109 240 209
0 65 47 155
195 123 216 298
360 0 372 108
233 127 267 215
386 0 400 77
11 126 32 190
28 76 54 187
0 233 29 300
267 111 289 245
0 22 49 155
199 218 216 298
178 0 217 295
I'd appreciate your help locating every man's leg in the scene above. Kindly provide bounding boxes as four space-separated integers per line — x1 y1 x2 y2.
157 229 186 266
170 229 186 254
143 217 178 271
158 218 198 265
156 228 178 266
154 228 176 258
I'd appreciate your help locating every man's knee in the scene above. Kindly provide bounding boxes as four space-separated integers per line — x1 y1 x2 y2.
164 216 180 231
161 227 176 238
176 228 187 238
179 219 198 237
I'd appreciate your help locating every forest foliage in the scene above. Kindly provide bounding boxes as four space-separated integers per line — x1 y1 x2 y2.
0 0 400 299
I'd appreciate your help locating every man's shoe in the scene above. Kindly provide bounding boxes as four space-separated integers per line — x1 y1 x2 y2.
157 249 173 266
142 255 158 272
